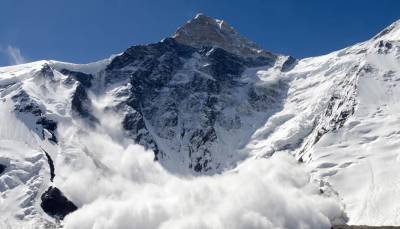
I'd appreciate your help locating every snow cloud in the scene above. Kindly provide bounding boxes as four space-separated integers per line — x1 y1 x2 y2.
0 45 27 65
55 124 345 229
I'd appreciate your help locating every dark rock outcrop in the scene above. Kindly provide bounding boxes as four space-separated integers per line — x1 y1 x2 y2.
12 89 58 142
40 187 77 220
36 117 58 143
60 69 94 88
281 56 297 72
71 84 98 124
43 151 55 182
0 164 5 174
12 90 42 116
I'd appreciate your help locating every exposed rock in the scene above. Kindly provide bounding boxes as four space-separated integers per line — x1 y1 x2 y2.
11 90 59 142
37 64 55 80
60 69 93 88
36 117 57 132
43 151 55 182
205 47 246 81
71 84 98 123
36 117 58 143
0 164 5 174
106 35 286 173
173 13 275 60
281 55 297 72
12 90 42 116
40 187 77 220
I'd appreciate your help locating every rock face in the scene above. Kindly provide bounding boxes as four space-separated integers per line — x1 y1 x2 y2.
11 86 58 143
1 14 287 175
71 84 98 124
12 90 42 116
60 69 93 88
173 13 276 59
40 187 77 220
106 36 286 173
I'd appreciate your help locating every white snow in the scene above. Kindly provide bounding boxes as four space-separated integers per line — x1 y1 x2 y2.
240 23 400 226
306 39 400 225
49 53 119 75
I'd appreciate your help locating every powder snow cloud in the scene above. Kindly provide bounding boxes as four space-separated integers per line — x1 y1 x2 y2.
55 123 345 229
0 45 27 65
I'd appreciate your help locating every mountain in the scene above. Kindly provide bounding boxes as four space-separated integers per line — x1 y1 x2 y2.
0 14 400 228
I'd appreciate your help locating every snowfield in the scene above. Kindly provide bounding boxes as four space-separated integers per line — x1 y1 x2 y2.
0 14 400 228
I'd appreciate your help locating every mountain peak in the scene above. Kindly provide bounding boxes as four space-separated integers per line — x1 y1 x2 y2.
192 13 222 25
173 13 275 59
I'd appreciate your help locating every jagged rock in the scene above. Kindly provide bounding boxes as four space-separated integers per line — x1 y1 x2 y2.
122 111 146 137
40 187 77 220
107 38 194 73
38 64 55 80
104 30 287 173
12 90 42 116
205 47 246 81
173 13 275 60
60 69 93 88
11 89 59 142
71 84 98 123
281 56 297 72
36 117 57 132
36 117 58 143
43 151 55 182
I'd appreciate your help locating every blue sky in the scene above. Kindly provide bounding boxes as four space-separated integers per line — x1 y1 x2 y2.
0 0 399 66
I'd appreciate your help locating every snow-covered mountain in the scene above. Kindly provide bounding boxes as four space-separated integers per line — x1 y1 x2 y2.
1 13 400 228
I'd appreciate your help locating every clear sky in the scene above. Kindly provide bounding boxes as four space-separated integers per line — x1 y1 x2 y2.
1 0 399 66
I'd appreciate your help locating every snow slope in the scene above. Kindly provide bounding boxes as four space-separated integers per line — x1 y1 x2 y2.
308 33 400 225
242 19 400 225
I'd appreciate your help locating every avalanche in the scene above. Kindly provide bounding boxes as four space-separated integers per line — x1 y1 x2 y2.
0 14 400 228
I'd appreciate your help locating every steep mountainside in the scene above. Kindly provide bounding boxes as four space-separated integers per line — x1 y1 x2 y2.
0 14 400 228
